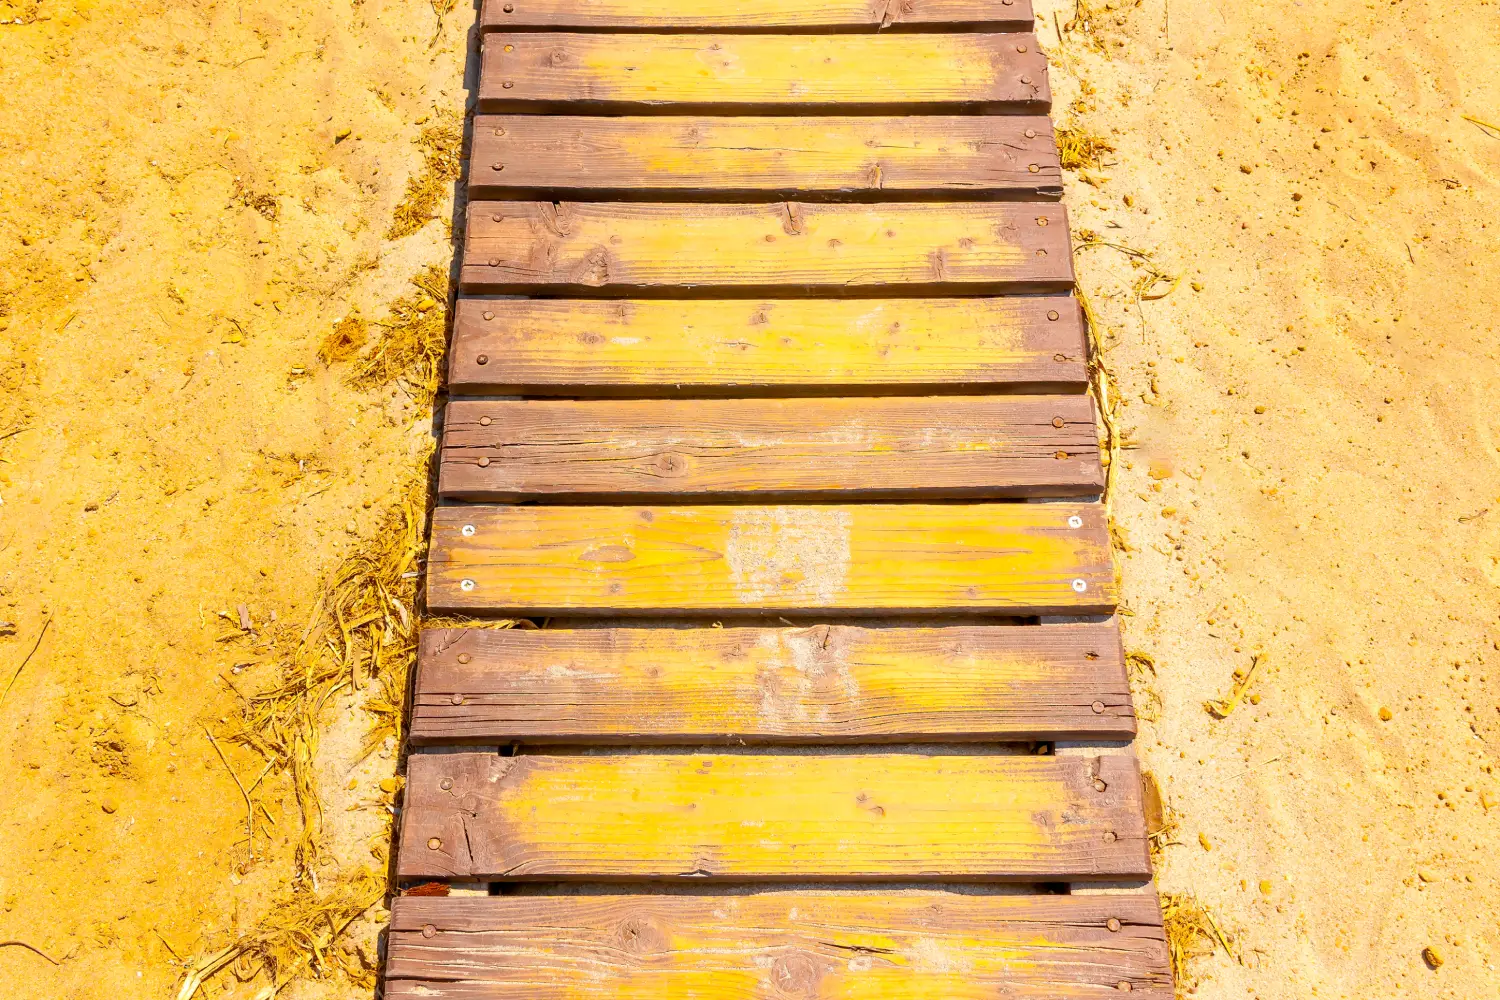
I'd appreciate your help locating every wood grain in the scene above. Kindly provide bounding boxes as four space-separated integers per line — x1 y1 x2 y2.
479 33 1049 113
480 0 1039 33
387 891 1173 999
398 752 1150 880
469 115 1062 200
461 201 1073 294
448 297 1087 396
438 395 1103 501
426 502 1115 616
411 622 1133 744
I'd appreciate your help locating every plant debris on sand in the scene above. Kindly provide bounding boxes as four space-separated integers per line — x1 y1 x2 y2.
387 109 464 240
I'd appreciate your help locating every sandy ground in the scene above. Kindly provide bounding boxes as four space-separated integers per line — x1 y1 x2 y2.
0 0 1496 997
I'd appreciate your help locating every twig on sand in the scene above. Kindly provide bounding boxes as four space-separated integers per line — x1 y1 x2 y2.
0 940 62 965
1462 114 1500 139
203 726 256 848
0 615 51 710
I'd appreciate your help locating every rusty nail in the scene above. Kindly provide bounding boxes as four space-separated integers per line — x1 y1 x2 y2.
482 310 495 320
427 837 442 850
492 163 505 171
457 653 472 664
1025 128 1037 138
1103 830 1117 843
460 579 476 592
478 457 491 467
503 2 514 11
479 416 492 426
1093 779 1108 792
1092 700 1106 714
493 126 506 135
451 693 465 705
440 778 454 790
1106 917 1122 932
502 81 514 89
1052 416 1065 428
476 354 489 365
461 524 476 537
1047 310 1060 321
422 924 437 938
1020 75 1032 85
503 44 514 52
1028 164 1039 173
491 213 504 222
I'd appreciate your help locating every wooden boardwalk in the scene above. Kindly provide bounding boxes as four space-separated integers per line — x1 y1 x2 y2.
391 1 1172 995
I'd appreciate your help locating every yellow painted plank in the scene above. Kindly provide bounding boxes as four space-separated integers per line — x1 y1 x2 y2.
479 33 1049 112
448 297 1087 395
411 622 1135 744
437 395 1104 501
426 503 1115 615
480 0 1039 32
387 892 1175 1000
469 115 1062 199
461 202 1073 293
398 752 1150 880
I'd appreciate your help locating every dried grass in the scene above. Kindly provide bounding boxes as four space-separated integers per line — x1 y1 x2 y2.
387 109 463 240
346 265 450 404
1056 123 1115 171
1161 892 1239 991
317 314 367 366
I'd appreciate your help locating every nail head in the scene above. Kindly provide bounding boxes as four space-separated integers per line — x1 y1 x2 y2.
476 354 489 365
479 416 492 426
461 524 476 536
1092 700 1106 714
482 310 495 320
456 653 472 664
1020 75 1032 85
1052 416 1065 428
440 778 454 790
460 579 476 592
1068 515 1083 528
427 837 442 850
477 457 491 467
1093 779 1108 792
451 693 465 705
422 924 437 938
1047 310 1060 321
1106 917 1122 932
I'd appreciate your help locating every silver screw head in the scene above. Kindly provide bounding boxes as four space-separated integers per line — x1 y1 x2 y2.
461 524 476 537
1071 578 1087 593
1068 515 1083 529
460 578 476 592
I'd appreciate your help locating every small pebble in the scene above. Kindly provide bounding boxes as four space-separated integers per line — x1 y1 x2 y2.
1199 833 1212 852
1379 707 1393 721
1422 945 1443 969
101 800 118 814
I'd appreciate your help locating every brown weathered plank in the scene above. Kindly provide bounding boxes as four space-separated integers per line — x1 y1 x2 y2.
469 115 1062 200
387 891 1173 999
461 202 1073 294
411 622 1133 745
438 395 1102 501
426 502 1115 616
480 0 1038 33
448 297 1087 396
479 33 1049 113
398 751 1150 881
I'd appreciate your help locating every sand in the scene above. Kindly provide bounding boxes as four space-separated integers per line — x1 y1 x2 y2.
0 0 1496 996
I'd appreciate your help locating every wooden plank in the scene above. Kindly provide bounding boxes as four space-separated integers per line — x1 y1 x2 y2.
426 502 1115 616
411 622 1134 745
449 297 1086 396
480 0 1039 33
470 115 1062 200
397 752 1150 880
479 33 1049 113
387 892 1173 999
461 202 1073 294
438 395 1103 502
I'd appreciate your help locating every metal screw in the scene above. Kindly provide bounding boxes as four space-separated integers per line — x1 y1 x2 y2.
1103 830 1117 843
1047 310 1060 321
457 653 472 664
492 213 504 222
482 310 495 320
422 924 437 938
492 163 505 171
1068 515 1083 528
503 44 514 52
1106 918 1122 933
451 693 465 705
1052 416 1065 428
1092 700 1106 714
460 579 476 592
1036 216 1049 226
1072 579 1087 593
427 837 442 850
493 127 506 136
476 354 489 365
502 81 514 89
1028 164 1039 173
1093 779 1108 792
1017 44 1028 53
440 778 454 790
461 524 476 537
478 457 491 467
1020 75 1032 85
1024 128 1037 138
502 2 514 10
1116 982 1132 992
479 416 492 426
